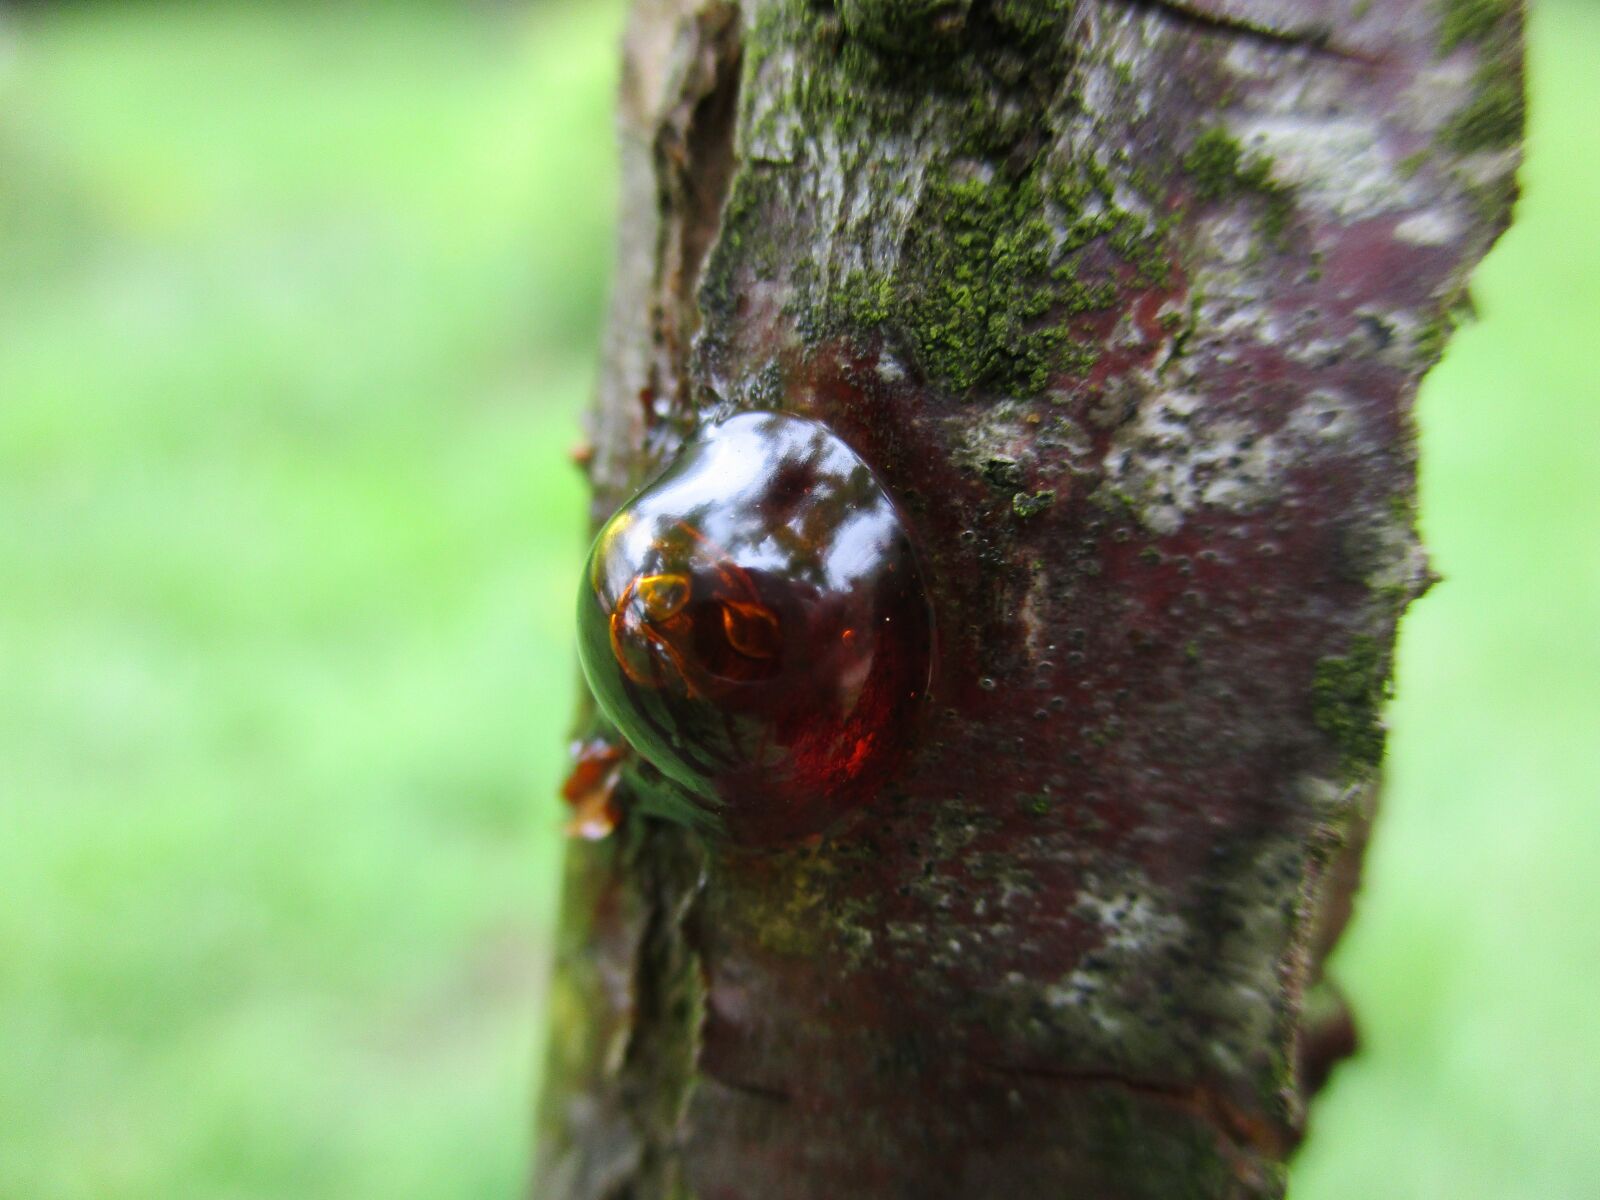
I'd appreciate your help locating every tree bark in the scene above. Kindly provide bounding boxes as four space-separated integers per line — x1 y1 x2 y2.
536 2 1523 1197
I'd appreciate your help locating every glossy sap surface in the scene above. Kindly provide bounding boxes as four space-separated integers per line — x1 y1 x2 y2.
576 411 933 844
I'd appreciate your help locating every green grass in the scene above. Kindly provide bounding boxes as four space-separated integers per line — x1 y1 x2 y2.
0 3 626 1198
0 2 1595 1198
1294 3 1600 1196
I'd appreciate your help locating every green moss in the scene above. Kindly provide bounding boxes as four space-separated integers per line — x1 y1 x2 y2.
1443 72 1525 151
906 173 1070 391
1375 582 1414 619
1185 128 1247 200
820 148 1176 391
1011 488 1056 518
1433 0 1523 157
1397 149 1430 178
1183 127 1295 243
837 0 975 55
719 170 784 275
1312 635 1392 775
1162 291 1203 368
828 269 895 328
1415 311 1456 364
987 0 1074 43
1438 0 1514 52
736 0 1172 397
1465 169 1519 226
1387 490 1417 527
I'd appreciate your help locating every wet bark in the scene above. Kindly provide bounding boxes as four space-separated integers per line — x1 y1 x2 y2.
535 2 1523 1197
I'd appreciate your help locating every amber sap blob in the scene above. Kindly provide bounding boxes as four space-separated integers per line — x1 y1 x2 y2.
576 411 933 845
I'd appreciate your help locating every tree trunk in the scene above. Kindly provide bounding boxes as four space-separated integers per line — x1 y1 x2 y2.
536 2 1523 1197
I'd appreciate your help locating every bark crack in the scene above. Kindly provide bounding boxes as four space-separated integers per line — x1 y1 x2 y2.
648 2 743 425
1114 0 1384 65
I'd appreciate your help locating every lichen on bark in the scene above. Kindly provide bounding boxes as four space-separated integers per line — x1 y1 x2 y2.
536 1 1524 1197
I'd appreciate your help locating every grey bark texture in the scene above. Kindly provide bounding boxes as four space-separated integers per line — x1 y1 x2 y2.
536 2 1523 1197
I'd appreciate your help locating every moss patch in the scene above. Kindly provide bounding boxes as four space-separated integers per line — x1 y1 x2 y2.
1438 0 1516 53
1183 126 1294 242
897 171 1067 393
1311 635 1392 775
820 154 1167 393
1011 488 1056 518
1442 72 1525 151
1434 0 1524 155
730 0 1170 397
987 0 1075 43
892 171 1090 392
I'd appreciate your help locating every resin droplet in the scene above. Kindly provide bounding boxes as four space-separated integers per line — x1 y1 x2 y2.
576 411 933 845
560 738 624 841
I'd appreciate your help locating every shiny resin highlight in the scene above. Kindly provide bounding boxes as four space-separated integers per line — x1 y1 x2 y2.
577 411 932 844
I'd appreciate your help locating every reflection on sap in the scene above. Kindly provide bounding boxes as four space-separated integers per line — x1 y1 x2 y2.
576 411 934 845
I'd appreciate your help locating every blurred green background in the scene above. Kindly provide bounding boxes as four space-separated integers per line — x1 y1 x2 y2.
0 1 1593 1197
